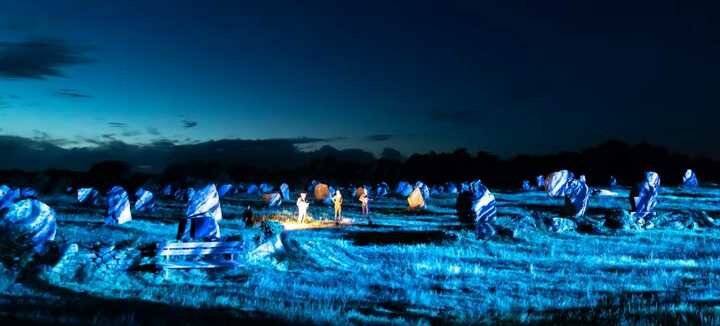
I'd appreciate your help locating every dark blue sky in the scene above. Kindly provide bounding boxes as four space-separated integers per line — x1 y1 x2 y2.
0 0 718 158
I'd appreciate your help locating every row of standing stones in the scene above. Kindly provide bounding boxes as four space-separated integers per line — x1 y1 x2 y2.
0 168 700 267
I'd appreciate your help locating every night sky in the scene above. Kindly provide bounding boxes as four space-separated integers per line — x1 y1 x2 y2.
1 1 719 159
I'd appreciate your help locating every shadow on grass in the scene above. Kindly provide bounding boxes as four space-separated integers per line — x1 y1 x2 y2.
5 271 295 326
371 206 453 217
526 290 720 325
342 230 456 246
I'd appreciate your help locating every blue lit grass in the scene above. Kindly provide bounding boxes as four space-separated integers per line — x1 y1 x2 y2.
4 189 720 324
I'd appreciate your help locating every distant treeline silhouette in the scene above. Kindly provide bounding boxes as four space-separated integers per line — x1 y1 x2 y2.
1 140 718 193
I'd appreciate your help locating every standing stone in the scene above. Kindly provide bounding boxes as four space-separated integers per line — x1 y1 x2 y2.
521 180 532 192
263 192 283 207
246 184 259 195
259 183 274 194
280 183 291 200
20 188 39 199
178 184 222 240
563 179 590 217
77 187 100 207
546 170 571 197
430 186 441 196
376 182 390 197
609 176 618 188
106 186 132 225
682 169 698 187
173 188 185 201
395 181 413 197
162 185 172 197
218 184 234 198
174 188 196 202
536 175 545 191
134 188 156 212
415 181 430 200
0 185 19 211
235 183 245 194
0 199 57 253
313 183 331 205
456 180 497 238
630 171 661 220
546 170 590 217
407 187 426 210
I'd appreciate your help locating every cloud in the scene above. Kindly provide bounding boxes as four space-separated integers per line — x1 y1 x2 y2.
82 134 117 146
121 130 141 137
108 122 127 128
0 136 377 172
30 130 78 147
182 120 198 128
146 127 161 136
32 130 50 140
0 38 94 79
365 134 394 142
56 89 92 98
282 136 347 144
107 122 139 136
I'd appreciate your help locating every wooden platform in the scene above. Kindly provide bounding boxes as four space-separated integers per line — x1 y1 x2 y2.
156 240 245 270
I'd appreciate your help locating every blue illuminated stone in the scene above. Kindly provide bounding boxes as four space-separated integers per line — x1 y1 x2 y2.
106 186 131 225
395 181 412 197
179 184 221 240
0 185 19 211
218 184 234 198
522 180 532 192
280 183 291 200
630 171 660 219
77 187 100 206
259 183 274 194
264 192 283 207
536 175 545 190
682 169 698 187
456 179 497 238
134 188 155 212
546 170 590 217
0 199 56 252
246 184 259 195
375 182 389 197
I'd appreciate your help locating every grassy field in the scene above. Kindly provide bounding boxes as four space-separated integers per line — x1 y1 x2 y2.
2 186 720 325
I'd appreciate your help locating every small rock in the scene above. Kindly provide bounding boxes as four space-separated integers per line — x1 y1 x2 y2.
550 217 576 233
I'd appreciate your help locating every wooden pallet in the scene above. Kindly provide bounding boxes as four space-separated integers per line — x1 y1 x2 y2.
156 240 244 270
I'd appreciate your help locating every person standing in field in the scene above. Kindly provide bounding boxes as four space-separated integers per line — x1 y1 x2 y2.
359 192 371 224
297 192 309 223
242 205 254 227
332 190 343 224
